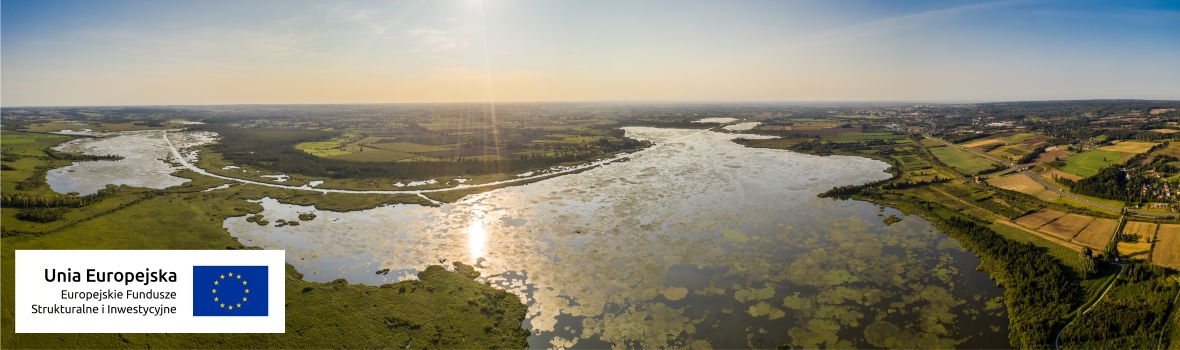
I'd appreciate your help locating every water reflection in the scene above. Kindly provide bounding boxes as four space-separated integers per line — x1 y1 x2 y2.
44 130 218 195
468 205 488 260
225 127 1010 348
46 131 195 195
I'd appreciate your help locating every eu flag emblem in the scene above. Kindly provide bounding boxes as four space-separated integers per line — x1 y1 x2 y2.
193 266 268 316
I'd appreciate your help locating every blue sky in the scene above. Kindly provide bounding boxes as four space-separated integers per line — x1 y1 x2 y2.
2 0 1178 106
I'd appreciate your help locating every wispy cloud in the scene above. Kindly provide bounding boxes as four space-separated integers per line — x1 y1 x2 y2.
407 28 467 52
783 0 1023 49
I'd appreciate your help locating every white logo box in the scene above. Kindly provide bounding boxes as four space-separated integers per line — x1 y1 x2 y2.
16 250 285 333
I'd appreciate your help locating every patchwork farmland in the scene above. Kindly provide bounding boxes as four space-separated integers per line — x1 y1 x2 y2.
1012 209 1117 249
1040 214 1094 240
989 174 1060 202
1014 209 1068 229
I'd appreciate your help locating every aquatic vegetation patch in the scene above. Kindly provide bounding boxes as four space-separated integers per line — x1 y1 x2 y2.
223 128 1007 348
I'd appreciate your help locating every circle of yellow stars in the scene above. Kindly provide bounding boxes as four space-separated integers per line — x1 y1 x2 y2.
212 271 249 310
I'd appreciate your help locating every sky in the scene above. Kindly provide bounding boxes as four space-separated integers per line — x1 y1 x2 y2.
2 0 1178 107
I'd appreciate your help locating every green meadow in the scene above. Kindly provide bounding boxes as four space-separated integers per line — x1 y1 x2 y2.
1 132 529 348
1057 150 1124 178
928 146 997 175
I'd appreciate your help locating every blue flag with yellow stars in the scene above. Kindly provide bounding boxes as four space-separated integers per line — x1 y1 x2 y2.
193 266 268 316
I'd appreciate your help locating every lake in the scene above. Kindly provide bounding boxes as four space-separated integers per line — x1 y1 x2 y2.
222 127 1011 349
45 130 216 195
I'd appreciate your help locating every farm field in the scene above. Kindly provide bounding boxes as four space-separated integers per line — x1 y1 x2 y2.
1073 218 1117 249
824 132 907 142
996 133 1038 143
1151 224 1180 270
0 130 72 156
907 168 949 182
1122 221 1157 238
1118 240 1154 260
1014 209 1067 229
1151 129 1179 134
1149 143 1180 158
329 148 420 162
918 138 943 147
832 114 884 119
988 144 1031 161
20 121 175 133
1039 214 1094 240
1118 222 1157 260
1056 149 1128 178
1041 168 1082 181
1097 140 1156 154
891 154 930 170
989 174 1060 202
960 138 1005 149
367 141 454 153
295 140 351 157
928 146 997 175
1032 148 1071 164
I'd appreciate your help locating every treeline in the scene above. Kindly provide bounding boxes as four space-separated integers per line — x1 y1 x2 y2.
1059 264 1177 349
613 118 717 129
41 148 121 161
876 177 950 191
976 163 1009 176
15 165 49 190
1101 129 1174 143
15 208 64 223
200 126 640 179
789 139 897 154
1015 145 1048 164
818 157 904 199
2 186 118 208
932 217 1078 349
942 132 991 144
3 190 164 236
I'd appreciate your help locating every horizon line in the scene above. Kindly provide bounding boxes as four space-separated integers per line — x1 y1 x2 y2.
4 98 1177 109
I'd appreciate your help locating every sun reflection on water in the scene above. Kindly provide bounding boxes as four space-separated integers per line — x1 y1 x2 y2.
467 207 487 260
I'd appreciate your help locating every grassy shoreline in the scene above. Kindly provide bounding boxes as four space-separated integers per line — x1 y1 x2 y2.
736 136 1177 349
0 131 531 349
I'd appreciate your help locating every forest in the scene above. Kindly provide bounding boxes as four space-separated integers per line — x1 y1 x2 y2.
1059 264 1177 349
931 217 1078 349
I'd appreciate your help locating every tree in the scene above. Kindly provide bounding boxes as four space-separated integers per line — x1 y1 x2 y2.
1077 248 1096 278
1101 240 1120 262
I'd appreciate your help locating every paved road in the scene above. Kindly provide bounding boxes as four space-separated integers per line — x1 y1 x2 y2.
922 134 1175 217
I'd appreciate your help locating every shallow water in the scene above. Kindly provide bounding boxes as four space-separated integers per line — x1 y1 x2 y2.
45 131 215 195
225 127 1011 349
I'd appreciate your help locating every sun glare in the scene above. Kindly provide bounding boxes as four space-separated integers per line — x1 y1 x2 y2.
467 206 488 260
